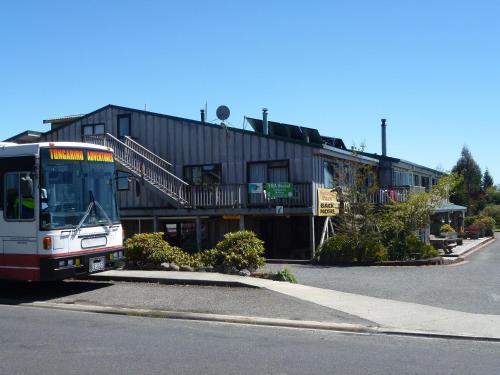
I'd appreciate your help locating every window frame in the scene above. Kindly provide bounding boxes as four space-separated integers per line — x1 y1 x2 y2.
247 159 290 183
81 123 106 138
183 163 222 186
117 114 132 139
3 171 36 222
116 171 130 191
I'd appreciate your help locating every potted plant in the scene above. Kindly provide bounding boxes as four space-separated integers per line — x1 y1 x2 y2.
439 224 455 238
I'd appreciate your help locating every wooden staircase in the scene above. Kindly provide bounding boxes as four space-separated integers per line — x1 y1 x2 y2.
83 133 190 208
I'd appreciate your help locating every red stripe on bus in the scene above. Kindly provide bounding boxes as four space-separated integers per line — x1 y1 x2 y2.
0 254 40 267
0 246 123 265
38 245 123 258
0 268 40 281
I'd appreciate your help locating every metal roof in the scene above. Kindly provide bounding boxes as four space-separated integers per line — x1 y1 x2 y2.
43 114 85 124
433 200 467 213
3 130 42 143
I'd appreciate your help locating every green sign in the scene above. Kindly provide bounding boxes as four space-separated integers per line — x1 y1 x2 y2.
265 183 293 199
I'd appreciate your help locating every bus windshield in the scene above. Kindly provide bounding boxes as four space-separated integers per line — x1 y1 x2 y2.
39 148 120 230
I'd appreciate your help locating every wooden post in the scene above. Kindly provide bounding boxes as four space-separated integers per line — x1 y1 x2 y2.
309 215 316 260
196 216 202 251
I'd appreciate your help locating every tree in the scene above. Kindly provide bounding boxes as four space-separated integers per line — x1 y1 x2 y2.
482 169 494 191
450 146 482 213
379 173 462 260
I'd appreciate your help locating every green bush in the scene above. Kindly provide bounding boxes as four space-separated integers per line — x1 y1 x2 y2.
360 239 388 262
274 268 298 283
464 216 477 227
420 244 440 259
124 232 199 268
439 224 455 233
213 230 266 271
316 234 357 264
124 232 167 264
474 215 496 236
405 234 439 259
481 205 500 228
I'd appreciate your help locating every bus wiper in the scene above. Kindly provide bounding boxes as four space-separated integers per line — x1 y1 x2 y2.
74 191 113 233
74 191 95 234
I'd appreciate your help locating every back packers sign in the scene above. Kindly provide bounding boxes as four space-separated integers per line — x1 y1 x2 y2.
317 188 339 216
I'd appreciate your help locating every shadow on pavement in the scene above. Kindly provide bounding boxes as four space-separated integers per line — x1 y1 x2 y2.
0 280 113 305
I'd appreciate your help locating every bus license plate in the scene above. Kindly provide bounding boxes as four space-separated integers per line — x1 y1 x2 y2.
89 256 105 273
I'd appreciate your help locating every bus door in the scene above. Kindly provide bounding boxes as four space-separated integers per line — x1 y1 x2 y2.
1 167 38 276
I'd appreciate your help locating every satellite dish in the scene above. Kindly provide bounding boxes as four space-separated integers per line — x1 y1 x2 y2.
216 105 230 121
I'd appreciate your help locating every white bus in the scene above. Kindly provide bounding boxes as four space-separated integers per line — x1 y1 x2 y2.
0 141 124 281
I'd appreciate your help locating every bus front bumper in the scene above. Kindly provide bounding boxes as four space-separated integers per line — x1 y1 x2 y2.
39 248 125 281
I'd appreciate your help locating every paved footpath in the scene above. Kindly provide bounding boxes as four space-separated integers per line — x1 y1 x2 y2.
91 264 500 340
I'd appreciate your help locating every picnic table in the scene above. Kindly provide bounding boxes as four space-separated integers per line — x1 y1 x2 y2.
430 234 457 254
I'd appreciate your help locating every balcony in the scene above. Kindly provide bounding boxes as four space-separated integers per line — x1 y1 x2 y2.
187 183 312 209
185 184 425 210
368 185 427 205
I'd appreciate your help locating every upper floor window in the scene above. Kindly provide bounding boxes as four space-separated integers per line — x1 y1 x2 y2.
82 123 105 137
184 164 221 185
4 172 34 221
323 160 357 188
393 170 412 186
117 114 131 138
248 160 289 183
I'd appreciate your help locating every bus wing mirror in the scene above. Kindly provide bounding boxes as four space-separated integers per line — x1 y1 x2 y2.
20 175 34 198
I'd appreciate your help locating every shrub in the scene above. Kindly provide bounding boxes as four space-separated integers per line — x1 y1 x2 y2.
213 230 266 271
124 232 199 268
464 216 477 227
406 235 440 259
360 239 388 262
420 244 440 259
439 224 455 233
481 205 500 228
316 234 357 264
465 224 481 239
274 268 298 283
474 215 496 236
124 232 168 264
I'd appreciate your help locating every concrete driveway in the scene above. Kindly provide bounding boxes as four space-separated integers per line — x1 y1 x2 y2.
264 238 500 314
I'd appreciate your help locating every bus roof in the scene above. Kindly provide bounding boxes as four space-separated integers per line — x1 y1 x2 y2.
0 141 112 158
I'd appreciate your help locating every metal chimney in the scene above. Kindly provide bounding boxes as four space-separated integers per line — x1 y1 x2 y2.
262 108 269 135
200 109 205 124
381 119 387 156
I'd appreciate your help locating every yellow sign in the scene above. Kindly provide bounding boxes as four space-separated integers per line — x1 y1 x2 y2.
48 149 114 163
49 149 84 161
223 215 241 220
87 150 114 163
317 188 339 216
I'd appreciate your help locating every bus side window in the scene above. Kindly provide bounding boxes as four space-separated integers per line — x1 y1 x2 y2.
4 172 34 221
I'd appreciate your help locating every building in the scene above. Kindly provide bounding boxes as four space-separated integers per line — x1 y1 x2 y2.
7 104 445 259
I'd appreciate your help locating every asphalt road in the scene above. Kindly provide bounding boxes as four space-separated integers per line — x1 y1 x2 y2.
1 305 499 375
265 239 500 314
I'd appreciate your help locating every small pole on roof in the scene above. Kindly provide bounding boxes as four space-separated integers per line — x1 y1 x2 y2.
262 108 269 135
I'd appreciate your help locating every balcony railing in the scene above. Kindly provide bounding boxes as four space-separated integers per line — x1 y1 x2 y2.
187 184 425 209
368 186 426 205
188 183 313 209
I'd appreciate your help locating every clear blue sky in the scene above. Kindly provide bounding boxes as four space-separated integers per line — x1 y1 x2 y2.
1 1 499 182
